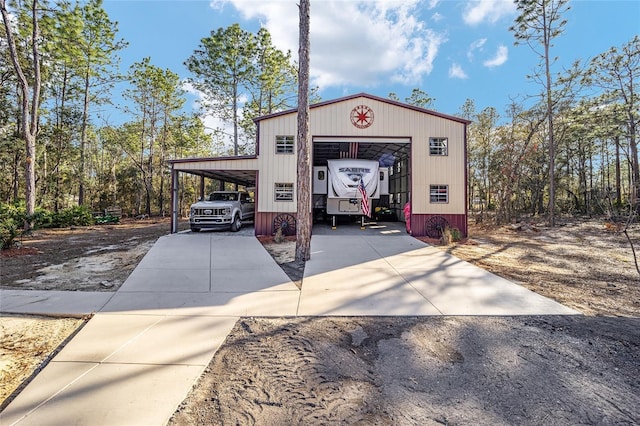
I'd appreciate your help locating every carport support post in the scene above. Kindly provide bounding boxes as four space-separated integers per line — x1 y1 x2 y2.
199 175 205 200
171 168 179 234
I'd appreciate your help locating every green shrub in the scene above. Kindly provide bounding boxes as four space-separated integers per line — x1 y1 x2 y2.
0 217 20 249
441 226 462 245
31 208 54 228
0 201 26 224
0 202 95 231
449 227 462 242
50 205 95 228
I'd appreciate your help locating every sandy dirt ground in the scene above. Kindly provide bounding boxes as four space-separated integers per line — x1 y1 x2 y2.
2 218 639 422
170 316 639 425
432 220 639 317
1 219 176 292
0 315 86 410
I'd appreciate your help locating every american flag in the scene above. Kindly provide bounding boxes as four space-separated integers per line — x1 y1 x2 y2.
339 142 359 159
358 179 371 217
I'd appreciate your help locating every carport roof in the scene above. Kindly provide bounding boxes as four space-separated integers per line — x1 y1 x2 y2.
168 155 258 187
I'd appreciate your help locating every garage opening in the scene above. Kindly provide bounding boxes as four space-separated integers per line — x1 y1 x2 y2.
312 137 411 234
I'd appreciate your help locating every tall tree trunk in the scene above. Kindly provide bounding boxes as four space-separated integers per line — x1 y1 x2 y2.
1 0 41 230
544 31 556 226
629 120 640 205
233 80 239 155
12 151 20 202
615 135 622 207
158 112 168 216
295 0 311 262
79 67 91 206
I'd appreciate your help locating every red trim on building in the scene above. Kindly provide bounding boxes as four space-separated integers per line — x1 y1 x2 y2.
167 155 257 164
410 214 468 238
254 212 299 236
253 93 472 125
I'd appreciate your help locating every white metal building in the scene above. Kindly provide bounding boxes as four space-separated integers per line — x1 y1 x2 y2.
169 93 470 237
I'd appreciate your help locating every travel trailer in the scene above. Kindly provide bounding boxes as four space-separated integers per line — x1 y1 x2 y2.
313 159 389 226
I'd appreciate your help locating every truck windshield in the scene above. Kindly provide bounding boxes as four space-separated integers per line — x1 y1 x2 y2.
208 193 238 201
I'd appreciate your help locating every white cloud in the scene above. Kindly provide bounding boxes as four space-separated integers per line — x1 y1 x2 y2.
431 12 444 22
449 63 468 79
483 45 508 67
213 0 447 89
183 81 234 139
467 38 487 61
463 0 517 25
428 0 440 9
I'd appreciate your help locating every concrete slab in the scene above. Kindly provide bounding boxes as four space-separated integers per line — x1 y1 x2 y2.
302 235 579 317
399 264 579 315
53 314 164 362
119 267 211 293
211 237 281 269
210 268 298 292
0 361 97 426
0 290 113 315
0 362 205 426
100 315 236 365
100 290 300 316
299 268 441 316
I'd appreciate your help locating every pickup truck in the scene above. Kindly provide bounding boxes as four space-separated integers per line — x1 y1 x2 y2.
189 191 255 232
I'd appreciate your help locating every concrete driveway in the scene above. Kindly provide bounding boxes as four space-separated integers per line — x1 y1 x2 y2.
1 226 578 425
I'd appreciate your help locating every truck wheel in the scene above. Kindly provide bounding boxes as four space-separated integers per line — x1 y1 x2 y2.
191 227 200 233
230 215 241 232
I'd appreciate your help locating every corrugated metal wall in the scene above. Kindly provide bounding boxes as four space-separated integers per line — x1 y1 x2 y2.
256 95 468 236
256 118 299 213
410 214 468 238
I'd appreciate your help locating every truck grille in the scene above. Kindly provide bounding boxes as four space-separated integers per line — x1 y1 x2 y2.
194 208 227 216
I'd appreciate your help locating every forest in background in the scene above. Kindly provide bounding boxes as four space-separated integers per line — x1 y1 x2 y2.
1 0 638 239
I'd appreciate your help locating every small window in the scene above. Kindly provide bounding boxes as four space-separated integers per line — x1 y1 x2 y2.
276 136 295 154
275 183 294 201
317 170 325 180
430 185 449 203
429 137 448 156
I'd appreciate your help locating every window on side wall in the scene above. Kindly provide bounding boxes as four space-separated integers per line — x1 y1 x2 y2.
276 136 295 154
275 183 294 201
429 137 448 156
430 185 449 203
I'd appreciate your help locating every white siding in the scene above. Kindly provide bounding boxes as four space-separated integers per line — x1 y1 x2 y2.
257 95 467 215
257 117 299 212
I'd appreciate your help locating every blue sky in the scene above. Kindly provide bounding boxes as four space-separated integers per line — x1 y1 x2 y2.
102 0 639 125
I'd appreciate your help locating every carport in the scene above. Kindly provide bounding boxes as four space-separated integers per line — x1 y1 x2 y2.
168 156 258 234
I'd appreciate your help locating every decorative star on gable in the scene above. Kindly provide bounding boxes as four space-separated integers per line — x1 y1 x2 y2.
350 105 374 129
